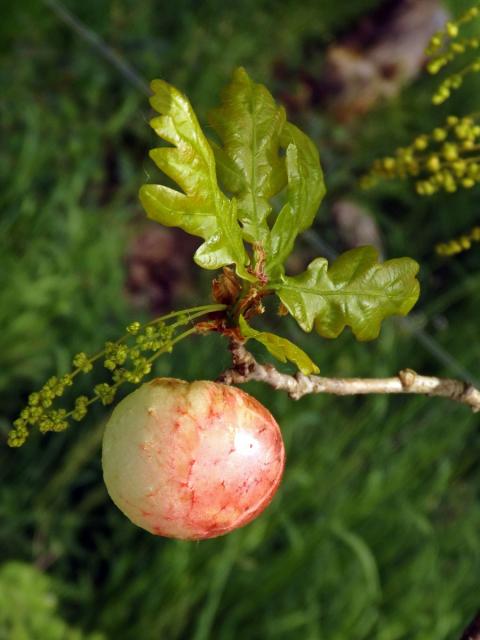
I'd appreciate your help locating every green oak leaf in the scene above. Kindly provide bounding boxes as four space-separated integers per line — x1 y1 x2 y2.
275 246 420 340
267 122 326 277
139 79 252 280
208 67 287 244
239 315 320 375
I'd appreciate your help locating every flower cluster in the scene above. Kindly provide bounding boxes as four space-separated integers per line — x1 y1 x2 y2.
7 306 223 447
8 375 74 446
426 6 480 105
436 226 480 256
361 116 480 195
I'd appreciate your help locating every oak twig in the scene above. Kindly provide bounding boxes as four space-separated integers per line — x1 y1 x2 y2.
219 341 480 412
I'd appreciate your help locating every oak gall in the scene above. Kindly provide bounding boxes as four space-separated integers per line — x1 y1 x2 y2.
102 378 285 540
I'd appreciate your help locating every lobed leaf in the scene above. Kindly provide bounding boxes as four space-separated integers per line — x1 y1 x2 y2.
267 122 326 277
275 246 420 340
208 67 287 244
239 315 320 375
139 79 252 279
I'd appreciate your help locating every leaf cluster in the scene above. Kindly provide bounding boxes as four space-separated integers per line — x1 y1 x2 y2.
140 67 420 366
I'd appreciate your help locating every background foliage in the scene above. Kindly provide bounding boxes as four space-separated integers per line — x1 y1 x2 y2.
1 1 480 638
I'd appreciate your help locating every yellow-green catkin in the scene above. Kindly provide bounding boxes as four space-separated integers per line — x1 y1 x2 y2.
361 115 480 195
427 5 480 105
363 4 480 196
7 304 225 446
436 226 480 256
8 318 180 447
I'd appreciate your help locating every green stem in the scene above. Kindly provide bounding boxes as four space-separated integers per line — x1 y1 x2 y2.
147 326 199 365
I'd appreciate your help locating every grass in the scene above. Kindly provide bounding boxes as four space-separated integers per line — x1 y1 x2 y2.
1 1 480 638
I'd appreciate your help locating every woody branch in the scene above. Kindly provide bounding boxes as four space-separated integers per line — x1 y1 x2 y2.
219 340 480 412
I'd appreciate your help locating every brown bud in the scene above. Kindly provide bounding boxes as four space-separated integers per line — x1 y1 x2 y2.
212 267 241 305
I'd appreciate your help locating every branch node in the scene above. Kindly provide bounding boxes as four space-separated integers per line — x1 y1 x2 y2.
399 368 417 388
290 372 311 400
288 389 303 401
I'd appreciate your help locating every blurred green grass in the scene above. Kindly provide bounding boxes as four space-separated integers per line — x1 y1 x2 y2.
1 1 480 639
